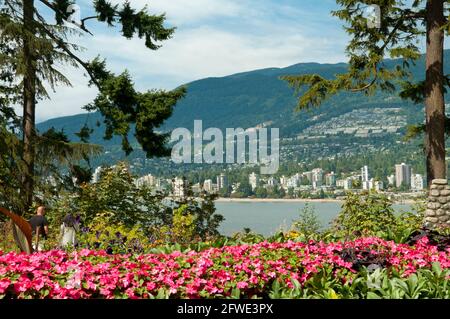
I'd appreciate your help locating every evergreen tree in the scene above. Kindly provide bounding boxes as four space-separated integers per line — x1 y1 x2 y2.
283 0 450 186
0 0 185 212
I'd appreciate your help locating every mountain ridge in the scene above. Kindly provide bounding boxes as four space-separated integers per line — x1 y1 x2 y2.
35 50 450 175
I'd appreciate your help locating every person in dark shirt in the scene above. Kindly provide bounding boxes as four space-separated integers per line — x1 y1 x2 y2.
29 205 49 251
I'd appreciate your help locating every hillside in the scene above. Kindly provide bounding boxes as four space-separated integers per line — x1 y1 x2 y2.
36 50 450 176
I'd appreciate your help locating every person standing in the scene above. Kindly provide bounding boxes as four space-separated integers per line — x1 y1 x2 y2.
59 213 80 249
29 205 49 252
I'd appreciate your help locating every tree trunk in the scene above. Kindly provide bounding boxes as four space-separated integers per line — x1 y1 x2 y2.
425 0 446 186
22 0 37 213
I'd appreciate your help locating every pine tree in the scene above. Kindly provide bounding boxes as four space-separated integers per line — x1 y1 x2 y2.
283 0 450 186
0 0 186 213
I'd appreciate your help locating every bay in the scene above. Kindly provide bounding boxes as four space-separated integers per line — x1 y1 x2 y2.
215 201 413 237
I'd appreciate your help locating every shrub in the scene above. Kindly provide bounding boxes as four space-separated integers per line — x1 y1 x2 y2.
333 192 396 238
290 204 322 241
77 212 150 254
151 205 197 244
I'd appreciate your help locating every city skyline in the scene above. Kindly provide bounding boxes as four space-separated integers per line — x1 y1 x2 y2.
129 161 425 199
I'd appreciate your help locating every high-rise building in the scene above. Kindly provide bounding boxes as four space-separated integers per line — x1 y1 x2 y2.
217 173 228 190
361 166 370 190
203 179 213 193
395 163 412 188
361 166 369 182
249 172 259 191
325 172 337 187
312 168 323 189
411 174 424 191
173 177 188 198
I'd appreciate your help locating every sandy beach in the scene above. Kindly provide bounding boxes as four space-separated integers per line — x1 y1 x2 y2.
215 197 418 205
215 198 344 203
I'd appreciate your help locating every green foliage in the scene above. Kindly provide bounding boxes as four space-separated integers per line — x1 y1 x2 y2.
229 228 266 245
0 0 183 212
269 263 450 299
50 163 224 247
75 162 159 228
152 205 197 244
281 0 450 188
363 264 450 299
85 60 186 156
291 204 322 241
333 192 397 238
172 205 196 243
78 212 149 254
174 192 225 240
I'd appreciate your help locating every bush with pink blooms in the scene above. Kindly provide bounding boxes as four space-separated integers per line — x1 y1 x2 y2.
1 236 450 299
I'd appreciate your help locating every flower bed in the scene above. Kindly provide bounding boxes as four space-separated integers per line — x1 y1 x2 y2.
1 237 449 299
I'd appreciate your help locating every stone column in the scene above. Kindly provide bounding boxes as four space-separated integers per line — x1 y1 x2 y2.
425 179 450 229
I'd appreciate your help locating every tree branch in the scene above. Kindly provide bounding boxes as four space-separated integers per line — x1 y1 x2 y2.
34 15 100 88
38 0 94 35
349 11 416 92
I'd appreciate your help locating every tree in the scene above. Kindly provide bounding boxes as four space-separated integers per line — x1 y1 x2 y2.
255 186 268 198
0 0 185 213
283 0 450 186
237 181 253 197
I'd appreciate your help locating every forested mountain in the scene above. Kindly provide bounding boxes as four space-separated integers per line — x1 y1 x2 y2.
36 50 450 176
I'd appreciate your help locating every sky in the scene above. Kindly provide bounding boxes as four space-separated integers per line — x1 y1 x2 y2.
35 0 350 122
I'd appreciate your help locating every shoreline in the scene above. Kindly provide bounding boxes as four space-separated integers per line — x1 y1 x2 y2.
215 198 417 205
215 198 343 203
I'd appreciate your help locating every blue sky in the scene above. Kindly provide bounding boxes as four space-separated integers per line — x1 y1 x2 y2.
36 0 353 121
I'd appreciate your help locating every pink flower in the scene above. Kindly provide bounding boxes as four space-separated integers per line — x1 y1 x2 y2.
236 281 248 289
0 278 11 294
146 282 156 291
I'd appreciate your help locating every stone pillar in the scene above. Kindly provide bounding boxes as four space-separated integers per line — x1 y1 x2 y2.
425 179 450 229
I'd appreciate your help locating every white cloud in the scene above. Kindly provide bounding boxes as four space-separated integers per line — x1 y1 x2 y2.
37 0 348 121
82 24 346 89
36 69 97 123
96 0 243 25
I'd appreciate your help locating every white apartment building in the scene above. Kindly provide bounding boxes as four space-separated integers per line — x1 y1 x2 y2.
368 179 384 191
217 173 228 190
173 177 187 198
361 166 369 182
325 172 337 187
411 174 424 191
135 174 156 188
312 168 323 189
203 179 213 193
249 172 259 191
337 178 353 190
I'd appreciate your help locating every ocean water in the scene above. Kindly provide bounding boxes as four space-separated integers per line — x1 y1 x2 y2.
215 201 413 237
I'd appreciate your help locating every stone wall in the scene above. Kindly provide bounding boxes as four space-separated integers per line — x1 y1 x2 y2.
425 179 450 228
